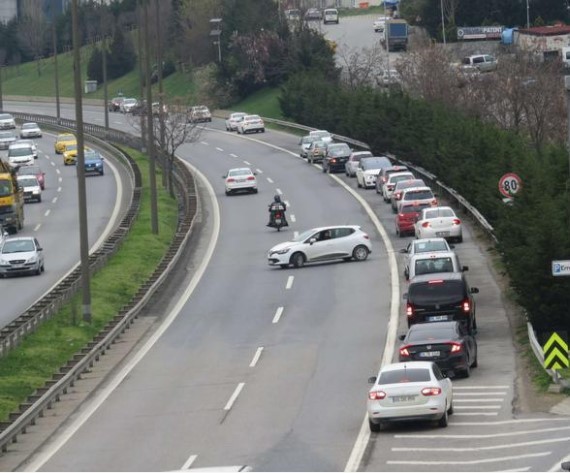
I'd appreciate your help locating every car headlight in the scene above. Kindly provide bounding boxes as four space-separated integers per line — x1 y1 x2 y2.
0 259 9 267
273 248 290 255
26 256 38 264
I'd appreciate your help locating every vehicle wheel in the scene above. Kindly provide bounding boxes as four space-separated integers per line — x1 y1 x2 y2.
395 226 400 237
352 245 369 262
357 180 362 188
225 190 230 196
252 189 258 194
37 196 42 203
35 266 41 275
461 363 471 378
456 235 463 243
438 407 449 427
392 206 397 214
291 252 305 268
448 401 454 415
369 419 381 433
279 264 289 269
472 355 478 368
261 128 265 133
322 166 326 173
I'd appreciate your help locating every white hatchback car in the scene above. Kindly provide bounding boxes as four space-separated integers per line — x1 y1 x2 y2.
399 238 454 278
237 115 265 134
225 112 247 131
0 236 45 277
367 361 453 432
415 206 463 243
381 171 415 201
268 225 371 269
223 167 258 195
309 130 333 144
356 156 392 189
405 251 468 280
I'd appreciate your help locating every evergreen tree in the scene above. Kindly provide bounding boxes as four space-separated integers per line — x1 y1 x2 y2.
87 46 103 84
107 27 136 80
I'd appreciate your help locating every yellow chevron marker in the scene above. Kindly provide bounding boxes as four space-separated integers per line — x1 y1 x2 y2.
543 332 569 370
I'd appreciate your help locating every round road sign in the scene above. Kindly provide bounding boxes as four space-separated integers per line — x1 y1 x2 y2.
499 173 522 198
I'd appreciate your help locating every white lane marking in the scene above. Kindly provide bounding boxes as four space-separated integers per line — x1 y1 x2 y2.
285 276 294 289
499 468 531 472
249 347 264 368
396 425 570 439
181 454 197 470
454 405 501 409
290 214 296 223
284 200 290 207
200 141 209 145
25 159 221 472
267 177 274 184
34 224 41 232
549 452 570 472
255 168 263 174
276 188 282 195
392 436 570 452
449 418 570 425
215 147 224 152
52 197 58 204
230 153 238 158
44 209 51 217
453 386 510 389
57 187 62 192
293 231 299 239
453 413 498 416
243 160 251 165
55 167 60 173
58 177 62 183
387 451 551 466
272 307 284 324
224 383 245 411
453 392 507 396
454 398 504 402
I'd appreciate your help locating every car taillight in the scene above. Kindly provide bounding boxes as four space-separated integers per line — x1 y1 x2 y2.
452 219 461 225
421 387 442 396
247 176 255 181
331 158 337 163
363 234 370 239
462 299 470 313
400 346 410 357
450 343 462 353
431 199 438 206
275 211 282 218
227 178 235 182
395 192 402 200
369 390 386 400
421 222 430 228
406 303 414 317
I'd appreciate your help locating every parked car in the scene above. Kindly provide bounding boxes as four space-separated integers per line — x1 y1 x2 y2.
397 186 438 214
403 272 479 333
415 206 463 243
17 165 45 190
345 151 373 177
16 139 38 159
391 178 426 213
0 131 17 150
378 170 413 198
400 238 454 277
16 175 42 203
120 98 139 113
189 105 212 123
108 96 125 112
223 167 258 195
237 115 265 134
306 139 328 164
7 142 35 167
323 8 339 24
54 133 77 154
0 236 45 277
461 54 497 73
405 251 468 281
0 113 16 130
395 202 432 238
398 321 478 378
19 122 42 138
367 361 453 432
356 156 392 189
225 112 248 131
309 130 333 144
84 150 105 176
268 225 371 269
322 142 352 173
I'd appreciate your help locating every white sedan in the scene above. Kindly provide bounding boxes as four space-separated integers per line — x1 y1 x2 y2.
367 361 453 432
356 156 391 189
415 206 463 243
223 167 258 195
399 238 454 278
225 112 247 131
237 115 265 134
20 122 42 138
267 225 371 269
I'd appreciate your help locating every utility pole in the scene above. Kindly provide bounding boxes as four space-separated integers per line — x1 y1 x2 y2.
103 33 109 130
440 0 447 45
155 0 166 183
71 0 92 323
137 1 147 151
51 0 61 122
144 0 159 234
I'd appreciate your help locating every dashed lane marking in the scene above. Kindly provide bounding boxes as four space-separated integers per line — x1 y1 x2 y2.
394 424 570 439
52 197 58 204
181 454 197 470
290 214 296 223
249 347 264 368
243 160 251 165
230 153 238 158
224 383 245 411
44 209 51 217
286 276 294 289
256 168 263 174
386 451 551 466
200 141 209 145
272 307 284 324
34 224 41 232
267 177 274 183
276 188 282 195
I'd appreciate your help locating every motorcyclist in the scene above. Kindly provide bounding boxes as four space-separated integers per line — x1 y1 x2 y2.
267 195 288 228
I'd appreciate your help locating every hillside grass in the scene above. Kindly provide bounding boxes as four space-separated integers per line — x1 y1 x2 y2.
0 148 178 422
233 87 283 119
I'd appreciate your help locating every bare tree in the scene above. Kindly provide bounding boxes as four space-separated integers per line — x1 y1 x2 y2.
336 43 385 89
17 11 49 76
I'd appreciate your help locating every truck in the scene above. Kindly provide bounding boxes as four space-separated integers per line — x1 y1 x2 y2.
382 19 409 52
0 160 24 234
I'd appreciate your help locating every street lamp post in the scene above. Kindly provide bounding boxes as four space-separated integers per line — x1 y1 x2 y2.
526 0 530 28
440 0 447 45
210 18 222 63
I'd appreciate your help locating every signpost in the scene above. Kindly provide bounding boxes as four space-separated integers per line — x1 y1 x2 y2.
498 173 522 198
543 332 569 370
552 260 570 276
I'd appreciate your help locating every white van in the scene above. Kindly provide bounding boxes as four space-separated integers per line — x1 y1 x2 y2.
323 8 339 25
8 142 35 167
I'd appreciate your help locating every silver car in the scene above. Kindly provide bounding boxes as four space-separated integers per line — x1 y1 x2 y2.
225 112 247 131
345 151 373 177
0 131 17 150
399 238 453 279
0 113 16 130
20 122 42 138
0 236 45 277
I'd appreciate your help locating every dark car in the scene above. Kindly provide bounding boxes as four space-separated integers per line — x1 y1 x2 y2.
16 165 45 190
322 143 352 174
84 150 105 176
398 321 478 378
403 272 479 333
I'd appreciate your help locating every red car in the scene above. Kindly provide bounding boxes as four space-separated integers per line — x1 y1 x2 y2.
17 165 45 190
395 202 431 237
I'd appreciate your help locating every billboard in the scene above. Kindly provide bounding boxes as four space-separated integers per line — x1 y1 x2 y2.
457 26 505 40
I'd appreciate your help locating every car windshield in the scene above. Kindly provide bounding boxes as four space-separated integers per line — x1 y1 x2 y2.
9 147 33 157
424 208 455 219
408 326 456 342
362 159 388 170
328 144 350 156
0 132 13 139
18 178 38 187
402 203 430 214
409 280 465 304
0 114 12 120
0 179 12 197
2 239 35 253
413 240 449 253
22 123 37 129
294 229 320 242
18 166 40 176
379 368 431 384
404 189 434 200
228 169 252 177
414 257 454 275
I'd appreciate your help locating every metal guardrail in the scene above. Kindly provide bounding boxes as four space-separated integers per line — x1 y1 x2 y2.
0 113 198 454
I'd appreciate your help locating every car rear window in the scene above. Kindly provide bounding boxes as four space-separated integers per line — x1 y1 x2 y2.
408 280 465 304
390 173 415 184
414 257 454 275
424 208 455 219
408 326 456 342
396 179 425 191
404 189 434 200
402 203 430 214
413 240 448 253
379 368 431 384
328 144 350 156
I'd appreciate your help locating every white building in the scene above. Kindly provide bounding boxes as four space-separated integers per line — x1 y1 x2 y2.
0 0 18 24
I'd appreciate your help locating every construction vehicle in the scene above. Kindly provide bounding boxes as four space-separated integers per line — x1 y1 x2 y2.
0 160 24 234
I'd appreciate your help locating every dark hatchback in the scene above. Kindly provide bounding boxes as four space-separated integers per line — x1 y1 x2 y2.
404 272 479 333
322 143 352 173
398 321 478 378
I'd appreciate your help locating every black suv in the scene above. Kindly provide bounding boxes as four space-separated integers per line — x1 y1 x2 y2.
403 273 479 333
322 143 352 174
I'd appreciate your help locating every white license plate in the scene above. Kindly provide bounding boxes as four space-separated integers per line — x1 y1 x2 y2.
236 179 246 183
436 231 450 237
392 395 416 402
428 315 448 322
419 351 440 357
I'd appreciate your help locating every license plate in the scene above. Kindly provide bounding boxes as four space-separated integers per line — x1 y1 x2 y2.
392 395 416 402
428 315 448 322
275 218 282 224
436 231 450 237
236 179 245 183
419 351 440 357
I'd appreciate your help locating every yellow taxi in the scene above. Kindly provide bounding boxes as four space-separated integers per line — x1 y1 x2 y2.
63 144 92 165
54 133 77 154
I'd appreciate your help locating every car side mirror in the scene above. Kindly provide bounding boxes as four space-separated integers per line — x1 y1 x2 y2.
462 266 469 272
471 287 479 294
37 247 43 251
449 244 455 249
368 376 377 384
222 175 227 179
398 334 405 341
309 237 317 245
399 248 408 254
402 292 408 300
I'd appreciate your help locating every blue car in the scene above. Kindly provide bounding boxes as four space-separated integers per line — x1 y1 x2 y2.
84 150 104 176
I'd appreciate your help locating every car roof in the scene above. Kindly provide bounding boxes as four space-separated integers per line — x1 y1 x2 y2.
403 186 432 192
388 171 414 180
306 225 360 232
410 251 456 260
9 142 33 148
412 237 449 246
410 272 463 283
408 321 459 332
228 167 253 173
380 361 435 373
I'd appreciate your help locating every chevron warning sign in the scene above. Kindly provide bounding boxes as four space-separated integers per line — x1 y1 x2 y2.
543 332 569 370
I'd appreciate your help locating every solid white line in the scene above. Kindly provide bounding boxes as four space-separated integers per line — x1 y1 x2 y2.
267 177 274 183
25 159 221 472
272 306 284 324
290 214 296 223
454 398 504 402
454 405 501 409
224 383 245 410
286 276 294 289
453 386 510 389
549 452 570 472
44 209 51 217
249 347 264 368
243 160 251 165
498 468 531 472
34 224 41 232
453 412 499 416
181 454 198 470
395 425 570 439
453 392 507 396
392 436 570 452
230 153 238 158
256 168 263 174
387 451 551 466
215 147 224 152
52 197 58 204
448 418 570 426
276 188 282 195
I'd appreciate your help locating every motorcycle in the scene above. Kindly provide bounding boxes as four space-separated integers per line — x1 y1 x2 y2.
267 207 288 232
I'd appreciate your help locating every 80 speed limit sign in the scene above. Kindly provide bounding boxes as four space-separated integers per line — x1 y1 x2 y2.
499 173 522 198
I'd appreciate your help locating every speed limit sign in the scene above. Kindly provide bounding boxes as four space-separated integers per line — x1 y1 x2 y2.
499 173 522 198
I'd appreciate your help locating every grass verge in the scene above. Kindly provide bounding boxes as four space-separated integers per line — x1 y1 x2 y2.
0 148 178 422
338 5 385 17
234 87 284 119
